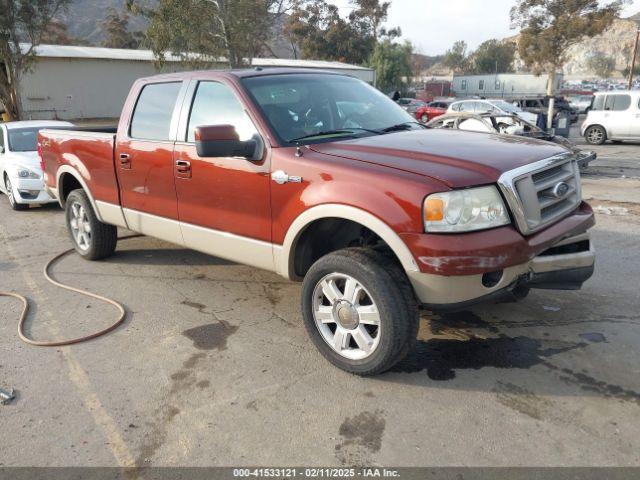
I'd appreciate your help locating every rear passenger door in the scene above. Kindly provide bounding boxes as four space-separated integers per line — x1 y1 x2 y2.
116 81 187 243
603 93 632 138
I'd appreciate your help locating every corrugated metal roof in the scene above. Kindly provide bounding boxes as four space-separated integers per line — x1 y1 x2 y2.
22 44 373 72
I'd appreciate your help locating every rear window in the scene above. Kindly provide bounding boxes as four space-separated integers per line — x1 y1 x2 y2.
604 94 631 112
130 82 182 141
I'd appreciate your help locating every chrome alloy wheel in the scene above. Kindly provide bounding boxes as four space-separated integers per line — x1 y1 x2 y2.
587 128 604 144
5 177 15 206
69 201 92 251
312 273 382 360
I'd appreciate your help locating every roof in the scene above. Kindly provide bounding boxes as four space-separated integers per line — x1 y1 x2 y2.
22 44 373 72
3 120 73 130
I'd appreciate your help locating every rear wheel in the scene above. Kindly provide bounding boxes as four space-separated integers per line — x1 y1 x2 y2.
4 175 28 211
585 125 607 145
301 248 419 376
65 189 117 260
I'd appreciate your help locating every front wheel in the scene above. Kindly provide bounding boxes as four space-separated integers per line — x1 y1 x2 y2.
4 176 29 211
65 189 118 260
585 125 607 145
301 248 419 376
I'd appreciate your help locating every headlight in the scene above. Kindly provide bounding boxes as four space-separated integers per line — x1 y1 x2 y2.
424 186 510 233
17 168 40 179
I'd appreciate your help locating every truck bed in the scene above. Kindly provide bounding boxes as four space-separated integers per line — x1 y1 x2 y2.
39 127 121 206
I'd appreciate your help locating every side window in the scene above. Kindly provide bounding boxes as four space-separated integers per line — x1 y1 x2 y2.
130 82 182 141
605 94 631 111
494 80 501 90
459 102 473 112
451 103 461 112
592 95 605 111
474 102 490 113
461 80 467 90
479 80 485 90
187 81 257 142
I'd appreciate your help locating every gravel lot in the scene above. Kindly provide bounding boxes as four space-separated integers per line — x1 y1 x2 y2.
1 143 639 468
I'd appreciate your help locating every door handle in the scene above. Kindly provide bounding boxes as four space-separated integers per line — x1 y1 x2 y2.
119 153 131 169
175 160 191 172
175 159 192 178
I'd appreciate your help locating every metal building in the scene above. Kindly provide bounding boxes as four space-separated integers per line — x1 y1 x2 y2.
14 44 376 121
452 73 564 99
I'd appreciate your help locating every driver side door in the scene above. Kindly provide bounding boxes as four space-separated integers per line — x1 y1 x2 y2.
173 79 273 270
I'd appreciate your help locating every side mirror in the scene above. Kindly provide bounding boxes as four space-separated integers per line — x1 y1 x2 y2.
195 125 263 161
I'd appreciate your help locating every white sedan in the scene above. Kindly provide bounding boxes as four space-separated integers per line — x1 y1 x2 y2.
0 120 73 210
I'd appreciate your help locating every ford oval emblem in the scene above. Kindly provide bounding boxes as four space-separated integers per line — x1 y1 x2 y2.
552 182 570 198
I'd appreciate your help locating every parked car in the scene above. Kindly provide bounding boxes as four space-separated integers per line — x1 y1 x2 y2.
427 112 596 169
0 120 73 210
512 97 579 124
397 98 427 114
415 100 453 123
582 91 640 145
39 69 595 375
448 99 538 125
568 95 594 114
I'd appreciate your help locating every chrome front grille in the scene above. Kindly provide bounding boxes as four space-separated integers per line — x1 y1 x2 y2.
498 153 582 235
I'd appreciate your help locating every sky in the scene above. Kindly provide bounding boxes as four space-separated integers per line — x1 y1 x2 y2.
330 0 640 56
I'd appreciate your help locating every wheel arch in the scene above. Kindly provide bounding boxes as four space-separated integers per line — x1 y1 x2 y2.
584 123 609 139
56 166 103 222
278 204 420 281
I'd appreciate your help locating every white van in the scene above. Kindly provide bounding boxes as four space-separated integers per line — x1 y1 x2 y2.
582 91 640 145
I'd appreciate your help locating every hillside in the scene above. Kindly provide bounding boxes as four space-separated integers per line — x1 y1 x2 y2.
58 0 148 45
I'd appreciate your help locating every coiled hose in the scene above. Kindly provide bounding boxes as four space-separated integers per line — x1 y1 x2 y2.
1 236 140 347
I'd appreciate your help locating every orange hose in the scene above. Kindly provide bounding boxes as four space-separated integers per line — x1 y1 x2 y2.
1 236 140 347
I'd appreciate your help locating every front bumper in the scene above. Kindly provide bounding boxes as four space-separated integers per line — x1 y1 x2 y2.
9 177 56 204
577 150 596 169
407 232 595 309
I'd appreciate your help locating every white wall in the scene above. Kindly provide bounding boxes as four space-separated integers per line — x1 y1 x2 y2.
452 74 564 98
19 57 186 120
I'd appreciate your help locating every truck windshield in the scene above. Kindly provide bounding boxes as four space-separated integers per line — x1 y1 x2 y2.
8 127 41 152
241 74 417 145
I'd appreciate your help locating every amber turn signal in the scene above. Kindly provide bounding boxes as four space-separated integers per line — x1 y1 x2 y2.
424 198 444 222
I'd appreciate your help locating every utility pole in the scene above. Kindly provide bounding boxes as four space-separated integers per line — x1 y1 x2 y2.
628 29 640 90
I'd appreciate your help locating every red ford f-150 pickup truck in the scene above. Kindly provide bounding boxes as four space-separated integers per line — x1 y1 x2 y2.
39 69 595 375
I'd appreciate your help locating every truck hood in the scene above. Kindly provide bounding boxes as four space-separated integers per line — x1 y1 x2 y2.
309 129 568 188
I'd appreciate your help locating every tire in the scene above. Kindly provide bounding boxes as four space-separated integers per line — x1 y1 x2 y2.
65 189 117 261
4 175 28 211
585 125 607 145
301 248 419 376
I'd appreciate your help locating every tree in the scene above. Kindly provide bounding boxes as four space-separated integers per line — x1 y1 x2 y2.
102 7 144 49
472 39 515 74
622 64 640 78
511 0 628 129
368 38 413 92
285 0 394 64
588 54 616 78
442 40 470 74
129 0 291 68
1 0 71 120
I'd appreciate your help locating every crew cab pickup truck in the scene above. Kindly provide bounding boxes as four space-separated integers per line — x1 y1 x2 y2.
39 69 596 375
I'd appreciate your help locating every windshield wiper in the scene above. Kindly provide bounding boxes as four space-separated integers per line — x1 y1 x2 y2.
289 128 378 143
381 121 427 133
